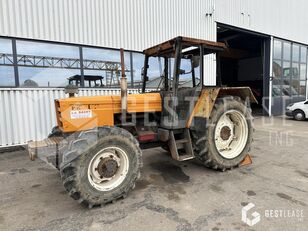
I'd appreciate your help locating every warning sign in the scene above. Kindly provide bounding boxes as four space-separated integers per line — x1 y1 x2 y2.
70 110 93 119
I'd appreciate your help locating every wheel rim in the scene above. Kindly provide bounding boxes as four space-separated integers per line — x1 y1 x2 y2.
87 147 129 191
295 112 303 120
214 110 249 159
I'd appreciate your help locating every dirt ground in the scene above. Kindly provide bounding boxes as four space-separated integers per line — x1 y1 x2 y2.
0 117 307 231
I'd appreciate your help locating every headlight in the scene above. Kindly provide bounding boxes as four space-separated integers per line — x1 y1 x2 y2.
287 103 294 107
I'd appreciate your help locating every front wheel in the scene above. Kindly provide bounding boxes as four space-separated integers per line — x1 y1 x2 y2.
293 110 305 121
48 126 63 138
192 96 253 171
60 126 142 208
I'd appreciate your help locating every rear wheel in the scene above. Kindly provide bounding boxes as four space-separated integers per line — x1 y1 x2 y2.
293 110 305 121
192 96 253 171
60 126 142 208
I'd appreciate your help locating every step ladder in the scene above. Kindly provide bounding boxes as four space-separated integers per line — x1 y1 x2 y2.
168 129 195 161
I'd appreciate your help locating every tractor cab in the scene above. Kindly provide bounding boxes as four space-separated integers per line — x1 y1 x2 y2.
142 36 226 129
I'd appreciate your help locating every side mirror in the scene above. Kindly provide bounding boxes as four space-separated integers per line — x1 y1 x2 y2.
191 56 200 68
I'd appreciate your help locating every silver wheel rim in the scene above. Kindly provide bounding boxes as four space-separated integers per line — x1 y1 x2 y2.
87 147 129 191
295 112 303 120
214 110 249 159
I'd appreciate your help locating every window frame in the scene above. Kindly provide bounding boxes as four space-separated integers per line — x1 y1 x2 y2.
0 38 17 87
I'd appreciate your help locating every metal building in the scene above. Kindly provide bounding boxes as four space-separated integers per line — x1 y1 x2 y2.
0 0 307 147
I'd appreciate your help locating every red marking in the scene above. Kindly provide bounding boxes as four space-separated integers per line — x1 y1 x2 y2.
138 133 156 142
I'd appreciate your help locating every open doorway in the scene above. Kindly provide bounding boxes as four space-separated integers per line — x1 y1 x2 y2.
217 24 271 115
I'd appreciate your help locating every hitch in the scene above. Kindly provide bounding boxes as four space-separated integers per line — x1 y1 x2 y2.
28 137 67 168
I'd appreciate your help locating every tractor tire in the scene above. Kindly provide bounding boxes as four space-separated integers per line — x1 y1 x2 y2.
48 126 63 138
59 126 142 208
192 96 253 171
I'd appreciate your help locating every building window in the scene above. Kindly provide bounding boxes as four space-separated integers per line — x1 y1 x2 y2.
82 47 121 87
0 36 145 88
272 39 283 96
272 39 307 100
82 47 136 88
16 40 80 87
299 46 307 96
0 38 15 87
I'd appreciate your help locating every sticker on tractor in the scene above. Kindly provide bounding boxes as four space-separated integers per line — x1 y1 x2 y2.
70 110 93 119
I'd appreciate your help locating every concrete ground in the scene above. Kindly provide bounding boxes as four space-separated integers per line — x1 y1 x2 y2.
0 117 307 231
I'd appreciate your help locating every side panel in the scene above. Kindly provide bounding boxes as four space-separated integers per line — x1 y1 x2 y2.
186 88 219 128
59 96 115 132
114 93 162 114
57 93 162 132
303 104 308 118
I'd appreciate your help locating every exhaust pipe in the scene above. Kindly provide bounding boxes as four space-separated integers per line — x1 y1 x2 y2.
120 48 127 121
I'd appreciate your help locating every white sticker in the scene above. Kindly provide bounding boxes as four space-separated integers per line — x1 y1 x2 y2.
70 110 92 119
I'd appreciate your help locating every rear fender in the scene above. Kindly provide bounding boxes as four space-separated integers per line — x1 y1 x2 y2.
186 87 257 128
218 87 258 104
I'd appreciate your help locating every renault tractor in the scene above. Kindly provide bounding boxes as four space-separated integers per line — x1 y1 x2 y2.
28 37 256 208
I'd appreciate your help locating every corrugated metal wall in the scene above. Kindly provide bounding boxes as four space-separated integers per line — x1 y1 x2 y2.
0 0 217 85
0 0 216 50
2 0 308 51
0 88 139 147
215 0 308 45
0 0 219 147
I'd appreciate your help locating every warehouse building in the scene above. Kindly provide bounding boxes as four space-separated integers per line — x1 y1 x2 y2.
0 0 307 147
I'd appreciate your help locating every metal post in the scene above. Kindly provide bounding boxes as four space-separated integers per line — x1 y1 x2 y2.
79 47 85 87
306 47 308 100
200 45 204 87
12 39 19 87
120 48 127 120
142 55 149 93
216 52 222 87
130 52 134 88
172 37 182 96
269 36 274 116
191 59 196 87
164 57 169 90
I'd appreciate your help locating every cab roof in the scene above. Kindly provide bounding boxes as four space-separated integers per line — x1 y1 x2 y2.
143 36 227 57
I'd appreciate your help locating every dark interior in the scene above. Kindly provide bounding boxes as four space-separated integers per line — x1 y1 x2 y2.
217 25 267 114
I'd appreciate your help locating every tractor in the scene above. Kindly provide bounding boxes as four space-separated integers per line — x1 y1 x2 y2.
28 36 256 208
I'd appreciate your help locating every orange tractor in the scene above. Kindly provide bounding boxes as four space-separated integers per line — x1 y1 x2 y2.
28 37 256 208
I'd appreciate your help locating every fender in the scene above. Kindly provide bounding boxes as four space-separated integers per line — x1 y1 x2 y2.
186 86 257 128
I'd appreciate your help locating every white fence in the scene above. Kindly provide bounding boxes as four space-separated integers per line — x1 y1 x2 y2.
0 88 140 147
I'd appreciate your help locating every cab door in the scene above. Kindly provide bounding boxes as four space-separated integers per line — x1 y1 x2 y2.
160 48 203 129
